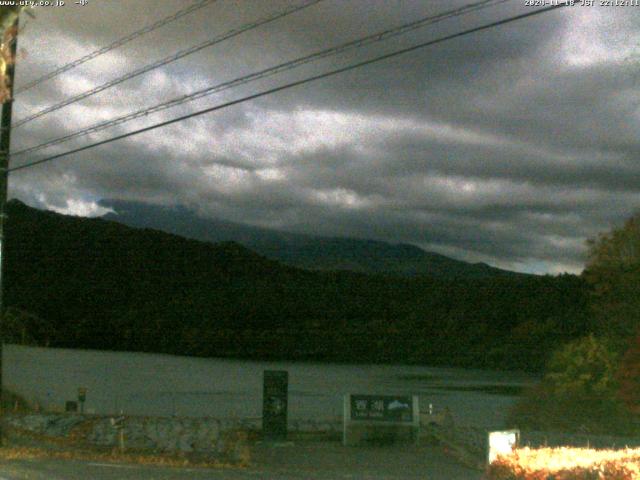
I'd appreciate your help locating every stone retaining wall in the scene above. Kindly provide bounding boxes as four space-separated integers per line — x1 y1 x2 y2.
3 413 225 453
11 412 634 459
1 413 344 454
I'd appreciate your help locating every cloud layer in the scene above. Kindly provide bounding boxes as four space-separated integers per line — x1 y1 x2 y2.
8 0 640 274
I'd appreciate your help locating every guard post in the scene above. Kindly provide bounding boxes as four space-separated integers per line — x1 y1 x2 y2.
110 412 126 453
262 370 288 442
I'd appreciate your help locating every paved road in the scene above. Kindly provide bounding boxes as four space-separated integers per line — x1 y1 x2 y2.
0 442 485 479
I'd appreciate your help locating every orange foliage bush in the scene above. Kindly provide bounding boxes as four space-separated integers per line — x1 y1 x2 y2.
486 447 640 480
0 25 16 102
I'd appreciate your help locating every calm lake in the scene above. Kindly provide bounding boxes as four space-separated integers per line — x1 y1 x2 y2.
3 344 536 429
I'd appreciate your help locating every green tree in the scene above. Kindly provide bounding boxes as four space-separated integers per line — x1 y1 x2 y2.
582 213 640 345
508 335 632 434
1 307 52 346
544 334 619 397
617 331 640 415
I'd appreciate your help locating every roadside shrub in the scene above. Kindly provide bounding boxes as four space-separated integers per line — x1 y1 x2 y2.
486 447 640 479
508 335 635 435
1 389 33 413
617 332 640 416
218 429 251 466
545 335 619 397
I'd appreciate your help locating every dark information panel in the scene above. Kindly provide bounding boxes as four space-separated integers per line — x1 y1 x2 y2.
350 394 414 422
262 370 288 441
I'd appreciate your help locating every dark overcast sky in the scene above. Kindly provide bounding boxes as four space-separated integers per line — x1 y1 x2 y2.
7 0 640 274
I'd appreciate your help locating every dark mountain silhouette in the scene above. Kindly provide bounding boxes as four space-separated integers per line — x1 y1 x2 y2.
2 199 588 371
100 199 523 279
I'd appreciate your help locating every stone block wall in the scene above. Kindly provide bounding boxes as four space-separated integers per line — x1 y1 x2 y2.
2 413 226 453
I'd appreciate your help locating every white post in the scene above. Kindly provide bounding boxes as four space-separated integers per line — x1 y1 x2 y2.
412 395 420 445
342 394 350 446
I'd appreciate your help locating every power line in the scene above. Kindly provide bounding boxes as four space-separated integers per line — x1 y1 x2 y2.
9 3 566 174
13 0 324 129
11 0 508 158
14 0 218 95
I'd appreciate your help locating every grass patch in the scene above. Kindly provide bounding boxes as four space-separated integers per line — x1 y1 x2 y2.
2 424 253 468
0 445 245 469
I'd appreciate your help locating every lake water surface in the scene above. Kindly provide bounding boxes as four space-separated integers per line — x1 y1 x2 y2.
3 345 536 430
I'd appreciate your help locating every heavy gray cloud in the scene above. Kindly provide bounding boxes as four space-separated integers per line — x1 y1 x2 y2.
7 0 640 274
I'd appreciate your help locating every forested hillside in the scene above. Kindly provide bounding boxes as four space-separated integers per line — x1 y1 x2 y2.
3 200 589 371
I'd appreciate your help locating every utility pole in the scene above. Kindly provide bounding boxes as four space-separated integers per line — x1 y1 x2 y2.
0 15 19 440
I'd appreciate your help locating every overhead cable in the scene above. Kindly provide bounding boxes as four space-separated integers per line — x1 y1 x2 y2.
9 4 567 173
11 0 508 157
13 0 324 128
15 0 218 95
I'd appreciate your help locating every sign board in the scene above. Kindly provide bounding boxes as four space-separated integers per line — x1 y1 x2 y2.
65 400 78 412
487 429 520 464
262 370 288 441
350 394 414 422
343 394 419 446
110 415 126 429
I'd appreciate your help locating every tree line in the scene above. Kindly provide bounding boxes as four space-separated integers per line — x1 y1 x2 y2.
509 213 640 435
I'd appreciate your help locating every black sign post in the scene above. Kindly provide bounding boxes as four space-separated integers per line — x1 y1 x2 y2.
262 370 288 442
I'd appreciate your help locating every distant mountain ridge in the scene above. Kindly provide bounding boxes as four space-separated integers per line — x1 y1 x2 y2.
100 199 524 279
2 198 587 371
